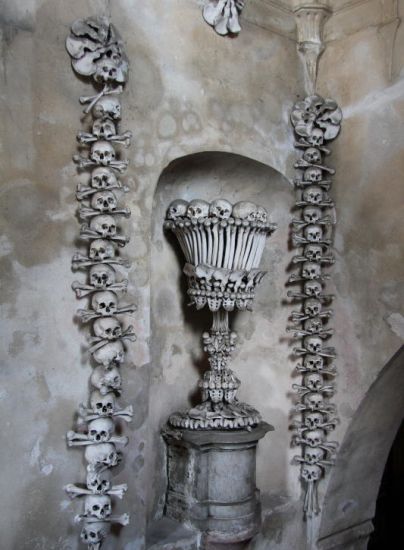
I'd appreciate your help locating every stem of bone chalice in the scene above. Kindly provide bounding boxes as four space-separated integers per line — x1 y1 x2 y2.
164 199 277 430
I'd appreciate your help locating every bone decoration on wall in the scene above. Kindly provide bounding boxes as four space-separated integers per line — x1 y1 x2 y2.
288 94 342 517
65 16 135 549
203 0 246 35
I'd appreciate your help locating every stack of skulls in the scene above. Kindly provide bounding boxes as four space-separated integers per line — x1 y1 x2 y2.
287 95 342 518
65 17 135 549
164 199 276 312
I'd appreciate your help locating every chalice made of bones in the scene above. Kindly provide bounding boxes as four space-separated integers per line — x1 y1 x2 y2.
164 198 277 430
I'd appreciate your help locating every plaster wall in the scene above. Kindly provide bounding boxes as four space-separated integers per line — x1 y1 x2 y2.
0 0 403 549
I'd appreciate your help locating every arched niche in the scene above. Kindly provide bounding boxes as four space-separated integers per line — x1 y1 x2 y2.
318 345 404 549
147 151 294 521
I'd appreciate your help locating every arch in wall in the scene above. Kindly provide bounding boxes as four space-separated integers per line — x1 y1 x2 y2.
318 345 404 550
146 151 294 523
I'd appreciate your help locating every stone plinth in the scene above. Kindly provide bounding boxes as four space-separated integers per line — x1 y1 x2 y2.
163 422 273 544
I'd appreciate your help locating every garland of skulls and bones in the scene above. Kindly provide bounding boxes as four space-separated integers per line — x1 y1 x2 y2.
287 95 342 518
64 17 136 549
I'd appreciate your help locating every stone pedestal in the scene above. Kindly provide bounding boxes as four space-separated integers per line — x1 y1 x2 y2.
163 422 273 544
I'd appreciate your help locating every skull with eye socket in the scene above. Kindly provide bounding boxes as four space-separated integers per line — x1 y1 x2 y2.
84 442 120 470
86 470 112 494
304 224 323 243
304 280 322 297
92 96 121 121
91 167 118 190
304 447 326 465
81 520 110 547
166 199 188 220
304 373 324 391
303 207 322 224
90 215 117 238
92 119 116 140
302 262 322 280
91 141 116 166
93 317 122 340
89 239 115 262
304 317 323 333
307 128 324 147
304 335 323 354
232 201 258 222
209 199 232 220
301 464 322 482
303 186 323 205
91 191 118 212
187 199 210 222
305 429 326 448
304 354 325 371
304 392 324 411
304 167 323 183
90 390 116 416
92 341 125 368
304 298 322 317
88 418 114 443
92 291 118 316
305 412 325 430
304 244 323 262
84 494 112 519
303 147 322 164
89 264 116 289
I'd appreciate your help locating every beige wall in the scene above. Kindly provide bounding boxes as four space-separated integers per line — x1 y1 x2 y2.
0 1 403 549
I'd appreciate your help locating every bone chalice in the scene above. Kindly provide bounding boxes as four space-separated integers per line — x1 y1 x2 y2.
164 198 277 430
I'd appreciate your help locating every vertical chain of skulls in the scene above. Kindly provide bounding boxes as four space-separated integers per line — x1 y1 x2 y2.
288 95 342 517
65 17 136 549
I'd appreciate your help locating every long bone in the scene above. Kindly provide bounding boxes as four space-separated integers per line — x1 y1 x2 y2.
288 272 330 284
294 159 335 174
77 303 136 323
293 455 334 468
64 483 127 499
295 198 334 208
79 83 123 114
287 289 333 301
79 205 131 219
80 225 128 247
66 432 128 447
77 129 132 147
71 253 130 270
72 279 128 299
74 154 128 173
293 345 336 358
294 178 331 191
292 233 331 247
291 309 333 323
245 227 264 271
295 362 336 376
291 418 338 435
224 222 237 269
292 382 335 397
292 252 334 265
88 326 136 353
181 222 196 262
211 220 220 267
251 228 269 269
79 404 133 423
292 216 333 231
288 326 334 339
204 219 214 265
294 138 330 155
74 513 130 526
233 222 247 270
216 221 226 268
76 180 128 200
173 227 191 263
293 436 338 454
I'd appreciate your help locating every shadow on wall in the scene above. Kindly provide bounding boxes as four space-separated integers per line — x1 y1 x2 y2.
146 151 293 522
318 345 404 550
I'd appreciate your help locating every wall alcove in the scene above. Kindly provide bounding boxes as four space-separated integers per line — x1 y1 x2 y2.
146 151 295 523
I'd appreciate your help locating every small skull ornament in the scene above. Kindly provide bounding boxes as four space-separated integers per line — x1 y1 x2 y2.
92 291 118 315
90 391 116 416
90 215 117 237
304 335 323 354
302 262 321 280
304 244 323 262
84 494 112 519
91 141 116 166
307 128 324 147
92 119 116 140
89 239 115 262
304 298 322 317
305 412 324 429
91 191 118 212
255 205 268 223
167 199 188 220
91 365 122 394
92 341 125 368
86 470 112 494
304 224 323 243
304 354 324 371
303 147 322 164
88 418 115 443
92 96 121 120
91 167 118 189
303 207 322 224
304 392 324 411
81 520 110 547
93 317 122 339
305 429 326 447
187 199 210 222
90 264 116 288
304 167 323 183
304 373 324 391
303 186 323 205
304 317 323 333
84 442 120 470
304 280 322 297
209 199 232 220
304 447 326 465
301 464 322 482
232 201 257 221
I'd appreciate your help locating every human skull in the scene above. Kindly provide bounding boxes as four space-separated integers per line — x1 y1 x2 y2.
304 335 323 354
304 392 324 411
90 264 116 288
304 447 325 465
303 207 322 224
304 298 322 317
304 244 323 262
94 58 122 84
232 201 257 221
84 494 112 519
305 412 324 429
91 190 118 212
84 442 120 470
80 520 110 547
92 96 121 120
302 261 321 280
90 366 122 394
304 224 323 243
307 128 324 146
304 317 323 333
90 390 116 416
91 167 118 189
92 119 116 140
86 470 112 494
91 141 116 166
92 341 125 368
304 354 324 371
166 199 188 220
92 291 118 315
255 206 268 223
301 464 322 482
90 215 117 238
187 199 210 222
303 147 322 164
303 186 323 205
304 280 322 297
305 429 326 447
93 317 122 340
304 373 324 391
89 239 115 261
304 167 322 182
88 418 114 443
209 199 232 220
